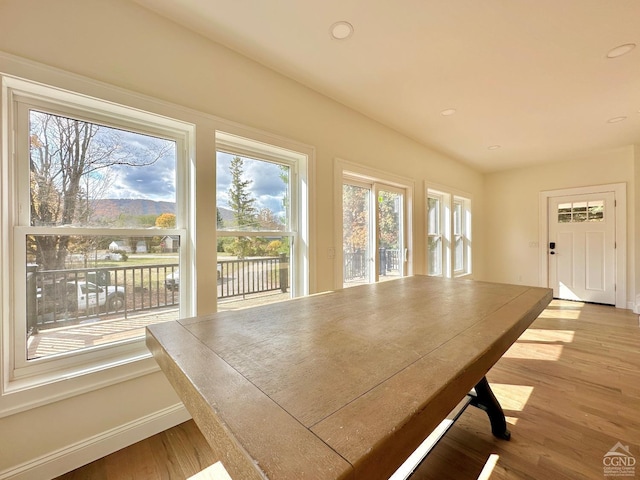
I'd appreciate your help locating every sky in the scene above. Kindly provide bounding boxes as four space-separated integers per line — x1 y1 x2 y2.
100 129 177 202
215 152 288 218
98 131 288 218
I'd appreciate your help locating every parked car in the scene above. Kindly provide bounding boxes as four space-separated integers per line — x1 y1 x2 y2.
165 269 180 291
165 266 221 291
65 281 126 312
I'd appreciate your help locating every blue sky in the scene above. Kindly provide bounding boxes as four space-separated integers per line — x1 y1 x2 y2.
216 152 288 218
96 129 288 218
102 130 176 202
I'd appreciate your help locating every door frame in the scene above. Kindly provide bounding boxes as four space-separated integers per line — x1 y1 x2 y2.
334 158 414 290
538 183 627 309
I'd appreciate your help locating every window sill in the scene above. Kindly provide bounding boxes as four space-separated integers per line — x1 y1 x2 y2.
1 345 159 418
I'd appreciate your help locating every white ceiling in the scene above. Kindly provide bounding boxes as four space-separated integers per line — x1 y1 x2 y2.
132 0 640 172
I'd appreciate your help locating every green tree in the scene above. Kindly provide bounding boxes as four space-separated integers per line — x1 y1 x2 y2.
228 156 257 228
227 156 258 257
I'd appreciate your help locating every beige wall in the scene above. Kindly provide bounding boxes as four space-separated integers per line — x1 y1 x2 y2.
1 0 637 476
483 146 635 302
0 0 486 476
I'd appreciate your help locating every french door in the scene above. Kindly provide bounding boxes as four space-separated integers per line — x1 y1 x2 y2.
342 180 406 287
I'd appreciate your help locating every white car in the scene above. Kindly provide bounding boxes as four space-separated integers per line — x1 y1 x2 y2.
65 281 126 312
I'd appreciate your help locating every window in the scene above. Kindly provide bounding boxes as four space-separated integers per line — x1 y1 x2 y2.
427 188 471 278
3 75 194 398
557 200 604 223
215 131 309 307
339 165 411 288
427 193 446 276
453 196 471 275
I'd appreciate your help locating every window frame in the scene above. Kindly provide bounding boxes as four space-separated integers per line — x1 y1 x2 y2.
335 158 414 289
426 186 472 278
1 73 195 415
214 131 311 300
427 191 449 277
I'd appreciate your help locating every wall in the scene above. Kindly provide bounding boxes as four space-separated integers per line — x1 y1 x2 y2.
483 146 635 304
0 0 485 477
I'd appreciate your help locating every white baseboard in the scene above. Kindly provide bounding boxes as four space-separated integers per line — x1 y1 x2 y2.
0 403 190 480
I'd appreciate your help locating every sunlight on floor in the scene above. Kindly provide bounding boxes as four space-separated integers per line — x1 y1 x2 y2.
505 415 519 426
538 308 582 320
503 342 564 361
519 329 575 343
477 454 500 480
490 384 534 412
188 461 232 480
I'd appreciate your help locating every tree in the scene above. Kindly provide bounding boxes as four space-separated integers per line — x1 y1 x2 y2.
29 110 170 269
378 191 399 249
155 213 176 228
227 156 258 257
257 208 283 231
342 184 369 253
227 156 258 228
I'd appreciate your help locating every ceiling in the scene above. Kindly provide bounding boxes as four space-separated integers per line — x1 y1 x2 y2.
132 0 640 172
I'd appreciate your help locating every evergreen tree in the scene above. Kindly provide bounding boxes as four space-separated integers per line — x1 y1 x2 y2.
227 156 258 257
228 156 258 229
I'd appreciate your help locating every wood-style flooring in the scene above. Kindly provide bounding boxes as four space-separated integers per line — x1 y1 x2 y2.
56 300 640 480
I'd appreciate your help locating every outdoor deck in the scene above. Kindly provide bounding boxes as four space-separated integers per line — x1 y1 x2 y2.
28 291 290 359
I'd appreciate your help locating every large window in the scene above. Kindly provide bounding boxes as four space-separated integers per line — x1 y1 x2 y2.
3 75 193 396
215 132 309 307
427 188 471 278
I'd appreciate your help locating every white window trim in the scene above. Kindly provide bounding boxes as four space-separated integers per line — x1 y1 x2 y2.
427 190 450 277
334 158 414 290
214 130 312 299
0 51 316 417
426 184 473 279
453 195 472 277
0 56 196 417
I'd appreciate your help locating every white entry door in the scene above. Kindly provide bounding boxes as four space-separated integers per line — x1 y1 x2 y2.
548 192 616 305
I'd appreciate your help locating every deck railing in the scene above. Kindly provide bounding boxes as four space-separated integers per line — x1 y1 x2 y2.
29 255 289 331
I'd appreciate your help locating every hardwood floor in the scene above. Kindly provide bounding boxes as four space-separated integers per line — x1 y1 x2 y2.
56 300 640 480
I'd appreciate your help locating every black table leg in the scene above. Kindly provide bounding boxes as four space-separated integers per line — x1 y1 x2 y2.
470 376 511 440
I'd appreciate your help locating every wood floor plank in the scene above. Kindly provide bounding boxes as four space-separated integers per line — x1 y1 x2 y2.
55 300 640 480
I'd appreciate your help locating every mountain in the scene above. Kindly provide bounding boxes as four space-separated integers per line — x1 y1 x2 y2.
91 199 176 218
91 199 236 224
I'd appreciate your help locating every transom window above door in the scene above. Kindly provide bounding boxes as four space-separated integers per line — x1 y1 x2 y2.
557 200 604 223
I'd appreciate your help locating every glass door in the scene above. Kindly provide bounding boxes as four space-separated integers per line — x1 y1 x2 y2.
376 186 405 282
342 180 406 287
342 182 372 287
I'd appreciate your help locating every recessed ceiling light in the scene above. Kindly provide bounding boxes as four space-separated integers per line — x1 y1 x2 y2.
607 116 627 123
488 145 501 150
441 108 457 116
330 21 354 40
606 43 636 58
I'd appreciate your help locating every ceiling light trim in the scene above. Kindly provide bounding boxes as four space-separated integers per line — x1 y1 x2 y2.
606 43 636 58
330 21 354 40
606 116 627 123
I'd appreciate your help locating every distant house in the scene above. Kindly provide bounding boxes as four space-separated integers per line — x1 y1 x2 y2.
108 240 131 253
136 241 147 253
160 235 180 253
